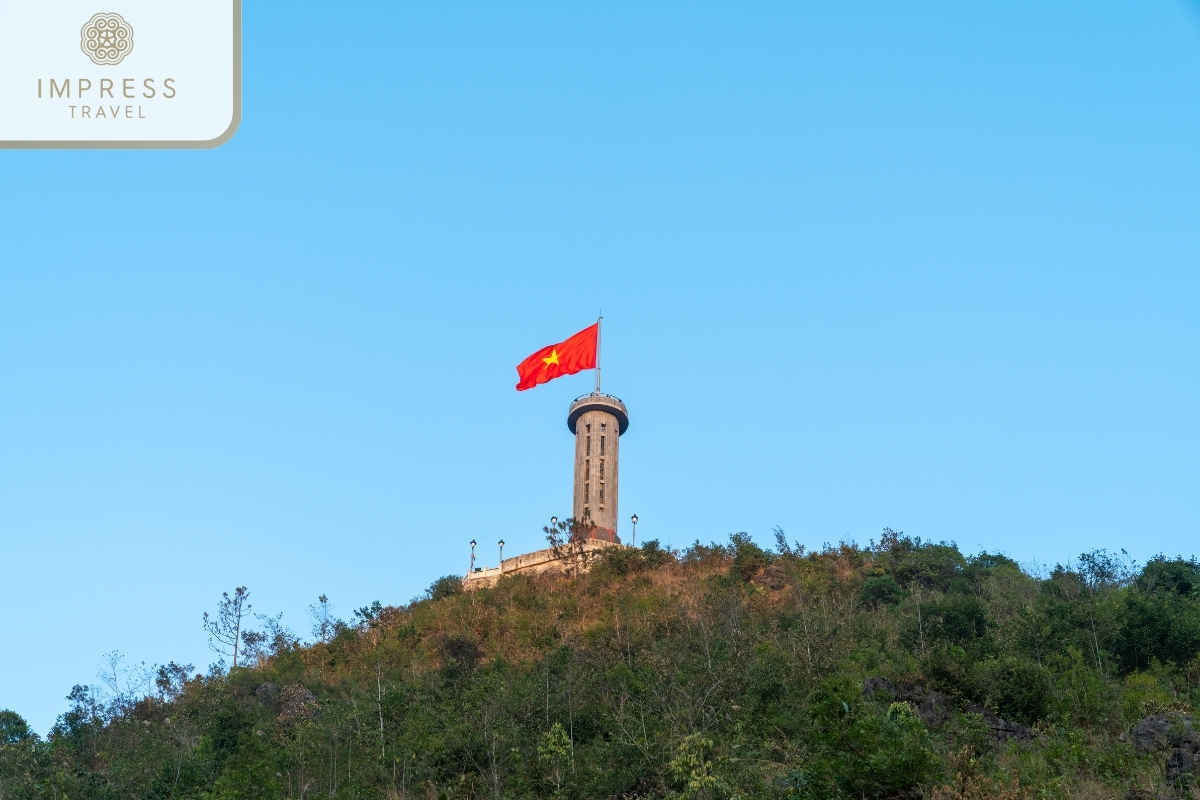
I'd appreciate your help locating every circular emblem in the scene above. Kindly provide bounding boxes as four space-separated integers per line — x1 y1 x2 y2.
80 13 134 65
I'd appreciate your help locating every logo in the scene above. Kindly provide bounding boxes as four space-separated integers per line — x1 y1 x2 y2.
80 13 134 66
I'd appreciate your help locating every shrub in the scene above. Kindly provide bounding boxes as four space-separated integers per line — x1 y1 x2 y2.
427 575 463 601
1121 671 1174 723
931 595 991 648
1113 590 1200 673
860 575 906 608
730 532 771 581
972 657 1051 724
877 529 966 591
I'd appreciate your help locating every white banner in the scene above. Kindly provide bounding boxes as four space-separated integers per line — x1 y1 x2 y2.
0 0 240 148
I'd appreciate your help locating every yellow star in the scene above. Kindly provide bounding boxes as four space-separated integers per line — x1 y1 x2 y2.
543 349 560 366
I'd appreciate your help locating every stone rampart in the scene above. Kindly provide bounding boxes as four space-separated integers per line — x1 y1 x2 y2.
463 539 624 590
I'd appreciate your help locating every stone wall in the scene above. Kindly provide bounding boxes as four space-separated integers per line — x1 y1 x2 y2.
463 539 624 590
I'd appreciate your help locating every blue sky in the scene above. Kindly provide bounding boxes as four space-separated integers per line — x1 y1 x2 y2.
3 1 1200 733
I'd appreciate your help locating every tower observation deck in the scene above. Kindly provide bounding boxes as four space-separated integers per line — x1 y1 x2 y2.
568 392 629 542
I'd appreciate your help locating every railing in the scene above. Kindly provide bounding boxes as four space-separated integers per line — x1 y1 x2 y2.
570 392 625 407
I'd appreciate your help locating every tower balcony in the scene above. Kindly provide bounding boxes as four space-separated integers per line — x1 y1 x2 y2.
567 393 629 435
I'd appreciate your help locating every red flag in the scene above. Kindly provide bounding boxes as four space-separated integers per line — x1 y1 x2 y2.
515 323 598 391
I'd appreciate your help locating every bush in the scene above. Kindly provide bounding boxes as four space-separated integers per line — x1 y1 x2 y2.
730 532 771 581
1135 556 1200 597
861 575 906 608
821 701 942 795
933 595 991 648
1121 671 1174 723
638 539 671 568
427 575 463 601
972 657 1051 724
1113 581 1200 672
594 541 674 577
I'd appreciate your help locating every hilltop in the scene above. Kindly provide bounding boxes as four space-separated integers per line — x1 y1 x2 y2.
2 530 1199 799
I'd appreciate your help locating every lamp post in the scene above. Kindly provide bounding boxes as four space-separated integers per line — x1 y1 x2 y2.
470 539 476 575
630 514 638 547
498 539 505 574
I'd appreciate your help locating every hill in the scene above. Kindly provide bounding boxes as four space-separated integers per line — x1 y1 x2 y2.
2 530 1200 799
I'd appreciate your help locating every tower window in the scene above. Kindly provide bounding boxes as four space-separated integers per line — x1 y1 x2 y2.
599 459 604 479
585 483 590 503
585 461 590 481
599 484 604 505
586 436 591 456
600 435 605 455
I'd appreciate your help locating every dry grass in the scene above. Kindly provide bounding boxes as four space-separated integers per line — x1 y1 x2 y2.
931 773 1034 800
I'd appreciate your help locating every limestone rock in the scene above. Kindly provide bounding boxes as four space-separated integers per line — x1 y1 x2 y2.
1165 741 1199 791
278 685 319 724
862 677 897 700
916 690 954 726
964 704 1033 742
254 682 280 709
1129 714 1197 756
1128 713 1200 796
859 677 1030 739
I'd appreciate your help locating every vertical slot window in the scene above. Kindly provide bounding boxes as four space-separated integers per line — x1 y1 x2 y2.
585 483 590 503
599 459 604 479
599 484 604 506
586 436 591 456
585 461 590 481
600 435 605 455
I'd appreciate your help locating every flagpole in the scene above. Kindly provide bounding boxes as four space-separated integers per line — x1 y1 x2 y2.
595 315 602 394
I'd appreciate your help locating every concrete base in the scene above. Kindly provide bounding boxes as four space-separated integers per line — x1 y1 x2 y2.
591 527 621 544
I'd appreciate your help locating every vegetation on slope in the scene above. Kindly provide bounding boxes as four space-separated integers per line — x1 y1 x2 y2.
3 529 1200 799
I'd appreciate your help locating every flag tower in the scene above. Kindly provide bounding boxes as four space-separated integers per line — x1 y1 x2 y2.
514 317 629 543
567 391 628 543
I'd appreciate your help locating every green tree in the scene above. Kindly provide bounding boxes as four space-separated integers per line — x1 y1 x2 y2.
538 722 571 793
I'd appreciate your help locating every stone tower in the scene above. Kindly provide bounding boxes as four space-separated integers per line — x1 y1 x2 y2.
567 393 629 543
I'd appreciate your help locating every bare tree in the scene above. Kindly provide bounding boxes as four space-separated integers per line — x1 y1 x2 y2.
309 594 335 644
203 586 251 668
164 716 201 794
241 612 296 667
96 650 126 703
545 513 598 578
240 629 268 668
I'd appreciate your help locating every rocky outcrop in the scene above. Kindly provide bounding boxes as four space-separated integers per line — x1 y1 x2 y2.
278 685 319 724
861 676 897 700
861 677 1032 742
750 564 786 591
254 682 280 709
1127 714 1199 797
1165 742 1198 791
1129 714 1196 756
962 703 1033 743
